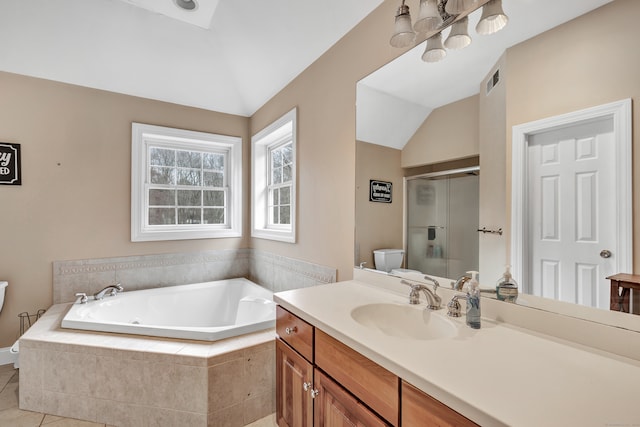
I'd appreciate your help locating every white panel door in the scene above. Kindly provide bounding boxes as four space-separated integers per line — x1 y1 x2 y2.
527 118 615 309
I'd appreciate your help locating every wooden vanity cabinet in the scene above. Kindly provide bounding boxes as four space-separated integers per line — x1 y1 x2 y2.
402 381 480 427
276 305 477 427
276 306 390 427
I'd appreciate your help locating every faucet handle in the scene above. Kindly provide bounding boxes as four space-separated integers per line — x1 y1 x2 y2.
75 293 88 304
423 275 440 293
447 295 463 317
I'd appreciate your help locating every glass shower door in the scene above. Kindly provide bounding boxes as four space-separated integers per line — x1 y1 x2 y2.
406 169 479 279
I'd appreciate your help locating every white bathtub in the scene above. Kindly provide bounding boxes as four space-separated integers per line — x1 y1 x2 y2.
61 278 275 341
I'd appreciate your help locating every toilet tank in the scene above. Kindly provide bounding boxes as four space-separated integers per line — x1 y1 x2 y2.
373 249 404 272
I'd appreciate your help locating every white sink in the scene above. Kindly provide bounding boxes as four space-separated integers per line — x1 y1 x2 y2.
350 303 458 340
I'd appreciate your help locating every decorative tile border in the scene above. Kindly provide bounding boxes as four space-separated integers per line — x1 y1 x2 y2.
53 249 336 303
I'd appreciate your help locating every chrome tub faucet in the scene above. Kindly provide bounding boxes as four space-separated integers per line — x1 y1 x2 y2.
93 283 124 300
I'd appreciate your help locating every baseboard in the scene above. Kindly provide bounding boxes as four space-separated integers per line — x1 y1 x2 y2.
0 346 17 366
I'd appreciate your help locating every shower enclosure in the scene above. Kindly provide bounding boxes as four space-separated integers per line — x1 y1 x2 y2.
405 167 479 279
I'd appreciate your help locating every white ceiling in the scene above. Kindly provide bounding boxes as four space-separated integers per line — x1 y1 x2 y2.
357 0 614 149
0 0 382 117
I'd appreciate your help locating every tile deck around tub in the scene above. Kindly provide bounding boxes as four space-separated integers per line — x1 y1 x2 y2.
16 303 276 427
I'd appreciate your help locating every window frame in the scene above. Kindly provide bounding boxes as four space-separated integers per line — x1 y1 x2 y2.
131 123 242 241
251 108 297 243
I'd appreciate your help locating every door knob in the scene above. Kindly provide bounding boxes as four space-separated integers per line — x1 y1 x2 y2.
600 249 612 259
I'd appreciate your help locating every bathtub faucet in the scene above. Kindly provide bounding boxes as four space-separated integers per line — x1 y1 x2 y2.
93 283 124 300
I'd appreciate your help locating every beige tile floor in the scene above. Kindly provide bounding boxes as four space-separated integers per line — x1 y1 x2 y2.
0 364 277 427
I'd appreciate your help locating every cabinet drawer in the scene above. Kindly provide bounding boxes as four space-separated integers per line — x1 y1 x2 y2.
315 329 399 426
276 306 314 362
402 381 479 427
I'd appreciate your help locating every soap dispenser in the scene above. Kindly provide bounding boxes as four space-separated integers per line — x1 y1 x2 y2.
465 271 481 329
496 265 519 303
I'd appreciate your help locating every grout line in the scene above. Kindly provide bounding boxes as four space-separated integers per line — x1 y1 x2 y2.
0 369 16 393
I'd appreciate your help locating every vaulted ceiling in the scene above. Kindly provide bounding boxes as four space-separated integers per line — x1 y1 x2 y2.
0 0 382 116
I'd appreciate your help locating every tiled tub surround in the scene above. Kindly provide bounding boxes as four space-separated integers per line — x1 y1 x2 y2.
19 304 276 426
53 249 337 304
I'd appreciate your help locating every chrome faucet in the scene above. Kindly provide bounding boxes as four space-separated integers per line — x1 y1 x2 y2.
401 280 442 310
452 274 471 291
93 283 124 300
422 275 440 292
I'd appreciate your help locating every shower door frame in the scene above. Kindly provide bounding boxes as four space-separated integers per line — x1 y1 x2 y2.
403 166 480 277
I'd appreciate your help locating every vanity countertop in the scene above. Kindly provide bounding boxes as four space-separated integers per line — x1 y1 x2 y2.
274 279 640 427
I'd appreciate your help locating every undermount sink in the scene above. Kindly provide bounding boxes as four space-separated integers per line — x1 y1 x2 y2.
350 303 458 340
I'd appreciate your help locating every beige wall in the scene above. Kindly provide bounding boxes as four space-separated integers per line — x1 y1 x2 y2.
478 53 508 283
504 0 640 272
249 0 406 282
402 95 479 168
355 141 403 269
0 72 250 347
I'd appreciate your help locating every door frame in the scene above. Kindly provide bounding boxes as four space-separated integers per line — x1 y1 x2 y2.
511 99 632 294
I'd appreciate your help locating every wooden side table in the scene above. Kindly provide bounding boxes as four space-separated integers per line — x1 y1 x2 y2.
607 273 640 314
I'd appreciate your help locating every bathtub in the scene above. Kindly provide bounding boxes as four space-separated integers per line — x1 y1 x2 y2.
61 278 275 341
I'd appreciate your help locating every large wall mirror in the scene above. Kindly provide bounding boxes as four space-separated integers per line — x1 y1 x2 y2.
355 0 640 332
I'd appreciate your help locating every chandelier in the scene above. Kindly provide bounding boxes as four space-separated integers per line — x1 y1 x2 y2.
390 0 508 63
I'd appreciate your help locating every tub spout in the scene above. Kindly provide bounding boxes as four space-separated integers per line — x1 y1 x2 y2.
94 284 124 300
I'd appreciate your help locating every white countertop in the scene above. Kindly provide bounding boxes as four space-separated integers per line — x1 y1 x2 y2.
274 280 640 427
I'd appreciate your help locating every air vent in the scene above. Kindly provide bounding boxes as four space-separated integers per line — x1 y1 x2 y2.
486 69 500 94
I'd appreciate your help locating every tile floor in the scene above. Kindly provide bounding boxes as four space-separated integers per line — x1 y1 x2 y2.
0 364 277 427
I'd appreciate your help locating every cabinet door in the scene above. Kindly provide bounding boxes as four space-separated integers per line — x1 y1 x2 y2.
315 329 399 426
314 369 390 427
276 338 313 427
401 381 479 427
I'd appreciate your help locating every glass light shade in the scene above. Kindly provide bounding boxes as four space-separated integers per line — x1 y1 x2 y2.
390 4 416 48
476 0 508 35
444 17 471 50
445 0 476 15
422 33 447 63
414 0 442 33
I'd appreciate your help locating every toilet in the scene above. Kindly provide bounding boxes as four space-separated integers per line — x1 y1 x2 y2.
373 249 404 272
0 281 19 368
0 281 7 314
373 249 422 275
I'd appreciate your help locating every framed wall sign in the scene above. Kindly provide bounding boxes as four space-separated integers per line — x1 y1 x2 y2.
0 143 21 185
369 179 392 203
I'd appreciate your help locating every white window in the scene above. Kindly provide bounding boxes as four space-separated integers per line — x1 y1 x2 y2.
252 108 297 242
131 123 242 241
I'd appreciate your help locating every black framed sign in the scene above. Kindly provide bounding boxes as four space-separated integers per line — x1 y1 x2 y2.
0 143 21 185
369 180 392 203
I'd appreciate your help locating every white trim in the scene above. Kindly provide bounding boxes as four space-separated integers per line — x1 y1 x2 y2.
251 108 297 243
131 123 242 241
511 99 633 291
0 346 17 366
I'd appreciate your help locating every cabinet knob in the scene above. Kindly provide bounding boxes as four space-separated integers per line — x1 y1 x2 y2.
303 382 312 392
285 326 298 335
311 389 319 399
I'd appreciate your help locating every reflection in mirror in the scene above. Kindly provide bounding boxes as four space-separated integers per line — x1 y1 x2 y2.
405 167 478 279
355 0 640 331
